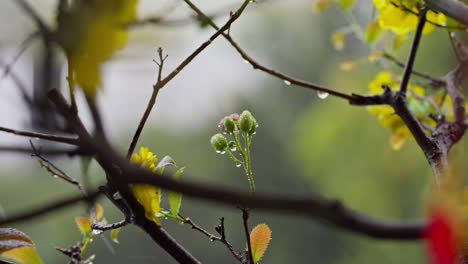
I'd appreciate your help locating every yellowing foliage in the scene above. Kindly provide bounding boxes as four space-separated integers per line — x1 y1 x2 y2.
249 224 272 263
61 0 138 97
372 0 446 35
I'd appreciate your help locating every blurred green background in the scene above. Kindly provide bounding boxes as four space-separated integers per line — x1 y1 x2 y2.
1 0 467 263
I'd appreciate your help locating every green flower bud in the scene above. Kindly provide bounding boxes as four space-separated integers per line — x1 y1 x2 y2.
210 133 228 152
248 117 257 135
239 110 254 132
224 117 236 134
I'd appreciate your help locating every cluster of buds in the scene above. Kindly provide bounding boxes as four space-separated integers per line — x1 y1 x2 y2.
211 110 258 152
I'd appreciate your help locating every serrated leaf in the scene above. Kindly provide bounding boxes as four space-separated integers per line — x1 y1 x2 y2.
156 156 177 174
168 167 185 216
1 246 43 264
110 228 121 244
249 224 272 263
337 0 355 10
75 217 92 236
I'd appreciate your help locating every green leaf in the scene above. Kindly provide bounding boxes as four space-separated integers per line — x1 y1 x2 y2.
110 228 121 244
364 21 382 43
249 224 272 263
168 167 185 216
337 0 355 10
0 228 43 264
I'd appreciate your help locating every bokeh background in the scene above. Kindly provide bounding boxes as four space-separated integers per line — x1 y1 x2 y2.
1 0 467 263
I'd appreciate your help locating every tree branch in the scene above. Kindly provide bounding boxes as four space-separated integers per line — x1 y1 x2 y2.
0 126 79 145
0 190 101 226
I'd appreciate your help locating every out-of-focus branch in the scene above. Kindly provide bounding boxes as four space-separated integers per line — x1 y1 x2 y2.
0 190 101 226
0 126 79 145
426 0 468 26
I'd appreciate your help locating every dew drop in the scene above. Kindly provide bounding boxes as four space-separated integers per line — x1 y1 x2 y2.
230 146 237 151
53 175 59 179
252 132 257 135
317 91 329 99
112 192 122 200
283 80 291 86
92 229 103 236
242 59 250 64
236 163 242 168
219 151 226 155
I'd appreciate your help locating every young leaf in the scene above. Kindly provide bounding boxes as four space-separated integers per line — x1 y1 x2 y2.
75 217 92 236
2 247 43 264
168 167 185 216
110 228 121 244
337 0 355 10
0 229 43 264
156 155 177 174
94 203 104 221
249 224 272 263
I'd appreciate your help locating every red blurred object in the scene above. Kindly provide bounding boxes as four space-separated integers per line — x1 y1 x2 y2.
423 207 460 264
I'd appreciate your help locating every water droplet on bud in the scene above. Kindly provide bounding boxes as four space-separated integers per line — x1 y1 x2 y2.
283 80 291 86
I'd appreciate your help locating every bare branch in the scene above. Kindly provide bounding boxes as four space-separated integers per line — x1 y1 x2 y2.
400 8 426 95
0 126 79 145
127 48 167 158
0 190 101 226
181 0 357 101
242 209 254 264
182 216 243 262
426 0 468 26
30 140 87 196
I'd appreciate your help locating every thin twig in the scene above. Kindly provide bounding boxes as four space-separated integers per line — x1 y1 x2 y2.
92 219 129 231
127 48 167 158
181 0 356 102
0 59 32 106
0 126 79 145
0 32 38 81
0 145 76 155
182 216 243 262
382 53 445 86
242 208 254 264
30 140 87 196
14 0 50 36
0 190 101 226
400 8 427 95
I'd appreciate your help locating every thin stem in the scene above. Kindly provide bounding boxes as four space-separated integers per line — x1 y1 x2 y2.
126 49 166 158
243 132 255 193
242 209 254 264
382 53 444 86
226 149 244 165
181 0 356 102
399 8 427 95
0 126 79 145
182 216 243 262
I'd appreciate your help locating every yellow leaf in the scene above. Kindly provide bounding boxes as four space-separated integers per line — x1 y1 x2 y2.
249 224 272 263
2 247 43 264
95 203 104 220
110 228 121 244
75 217 92 236
367 52 384 62
340 61 357 71
313 0 332 12
389 134 405 150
